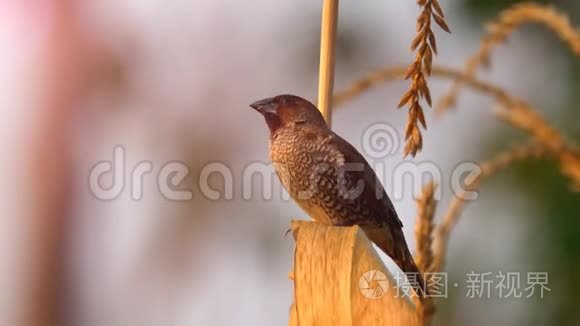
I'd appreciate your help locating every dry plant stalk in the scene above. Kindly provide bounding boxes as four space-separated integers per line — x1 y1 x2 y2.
494 104 569 152
561 154 580 192
436 3 580 115
334 64 580 189
398 0 450 157
495 104 580 190
333 65 510 107
414 182 437 274
432 141 548 273
414 182 438 325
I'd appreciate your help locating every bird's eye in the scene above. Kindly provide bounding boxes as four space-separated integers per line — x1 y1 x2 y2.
295 119 306 124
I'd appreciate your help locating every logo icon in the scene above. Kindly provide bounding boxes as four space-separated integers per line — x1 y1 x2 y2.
359 270 390 299
361 122 400 158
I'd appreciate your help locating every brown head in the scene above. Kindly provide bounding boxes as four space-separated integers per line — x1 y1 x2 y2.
250 94 328 135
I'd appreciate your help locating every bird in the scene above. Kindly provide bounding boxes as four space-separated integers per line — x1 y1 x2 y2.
250 94 427 298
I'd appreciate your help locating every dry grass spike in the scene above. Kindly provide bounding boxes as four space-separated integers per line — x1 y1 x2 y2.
436 3 580 115
333 64 580 190
398 0 450 157
432 141 548 273
495 103 580 190
334 65 511 108
561 153 580 191
414 182 438 274
414 181 438 325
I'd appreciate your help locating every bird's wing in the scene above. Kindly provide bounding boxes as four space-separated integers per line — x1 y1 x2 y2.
325 132 403 229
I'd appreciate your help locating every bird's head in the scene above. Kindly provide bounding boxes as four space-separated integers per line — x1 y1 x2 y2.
250 94 328 134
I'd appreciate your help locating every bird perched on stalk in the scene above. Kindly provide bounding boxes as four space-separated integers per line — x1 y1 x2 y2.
250 94 427 298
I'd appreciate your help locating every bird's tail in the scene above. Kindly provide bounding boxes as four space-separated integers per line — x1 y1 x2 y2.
362 226 428 301
393 253 428 300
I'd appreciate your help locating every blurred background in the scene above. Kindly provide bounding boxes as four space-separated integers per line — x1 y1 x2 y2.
0 0 578 325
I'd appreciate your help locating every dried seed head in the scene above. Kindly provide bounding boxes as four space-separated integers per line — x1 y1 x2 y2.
400 0 450 157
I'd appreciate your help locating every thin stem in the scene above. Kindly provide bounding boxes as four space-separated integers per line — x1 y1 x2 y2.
317 0 339 128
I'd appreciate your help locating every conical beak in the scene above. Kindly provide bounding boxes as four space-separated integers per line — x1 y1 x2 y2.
250 97 277 114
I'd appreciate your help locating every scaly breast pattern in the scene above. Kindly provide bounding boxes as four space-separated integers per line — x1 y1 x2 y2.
269 127 371 226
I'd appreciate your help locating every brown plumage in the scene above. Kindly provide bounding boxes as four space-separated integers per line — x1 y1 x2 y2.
250 94 427 298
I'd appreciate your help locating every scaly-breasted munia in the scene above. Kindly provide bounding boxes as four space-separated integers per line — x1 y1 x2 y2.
250 94 426 297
